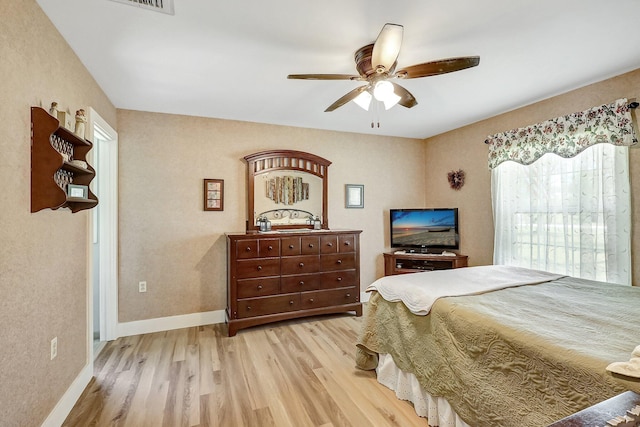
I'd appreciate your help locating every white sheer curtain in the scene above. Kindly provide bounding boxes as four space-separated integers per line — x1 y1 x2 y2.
491 143 631 285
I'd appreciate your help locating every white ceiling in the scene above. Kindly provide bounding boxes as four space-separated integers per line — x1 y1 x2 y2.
36 0 640 139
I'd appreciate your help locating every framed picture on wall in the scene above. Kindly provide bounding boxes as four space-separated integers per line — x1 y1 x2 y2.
345 184 364 208
204 179 224 211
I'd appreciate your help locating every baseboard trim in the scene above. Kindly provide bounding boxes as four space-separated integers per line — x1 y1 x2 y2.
117 310 226 338
41 362 92 427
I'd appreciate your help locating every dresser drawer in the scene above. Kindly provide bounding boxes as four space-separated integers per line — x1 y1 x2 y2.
236 258 280 279
281 255 320 275
281 274 321 293
320 235 339 254
321 253 356 271
237 277 281 299
259 239 280 257
320 270 357 289
300 236 320 254
236 294 300 318
281 237 300 255
301 287 358 309
235 239 260 259
338 234 356 253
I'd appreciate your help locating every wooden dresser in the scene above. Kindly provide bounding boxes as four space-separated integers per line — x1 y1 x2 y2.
226 230 363 336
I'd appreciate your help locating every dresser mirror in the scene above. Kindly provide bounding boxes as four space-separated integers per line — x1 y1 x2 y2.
244 150 331 231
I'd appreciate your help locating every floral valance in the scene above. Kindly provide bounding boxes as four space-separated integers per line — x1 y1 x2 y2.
486 98 637 169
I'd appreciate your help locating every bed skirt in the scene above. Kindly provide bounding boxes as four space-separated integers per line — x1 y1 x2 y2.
376 353 471 427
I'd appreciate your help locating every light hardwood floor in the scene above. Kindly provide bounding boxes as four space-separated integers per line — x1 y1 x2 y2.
63 312 427 427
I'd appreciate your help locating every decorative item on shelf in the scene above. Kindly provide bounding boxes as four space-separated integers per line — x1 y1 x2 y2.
345 184 364 208
74 109 87 139
68 159 87 169
49 102 58 117
57 110 74 131
313 216 322 230
67 184 88 199
448 169 465 190
203 178 224 211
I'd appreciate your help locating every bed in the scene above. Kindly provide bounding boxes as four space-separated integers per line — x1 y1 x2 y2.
355 265 640 427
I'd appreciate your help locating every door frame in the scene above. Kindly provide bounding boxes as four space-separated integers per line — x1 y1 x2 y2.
87 108 119 349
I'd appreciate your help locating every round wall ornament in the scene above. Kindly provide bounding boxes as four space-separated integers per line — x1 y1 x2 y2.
448 169 465 190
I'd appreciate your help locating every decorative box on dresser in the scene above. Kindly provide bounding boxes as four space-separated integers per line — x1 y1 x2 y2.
226 229 363 336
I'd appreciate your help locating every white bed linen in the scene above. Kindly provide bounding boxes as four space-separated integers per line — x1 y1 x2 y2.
376 353 471 427
366 264 564 315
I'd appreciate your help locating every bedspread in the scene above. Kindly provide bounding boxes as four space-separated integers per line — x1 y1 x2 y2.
356 276 640 427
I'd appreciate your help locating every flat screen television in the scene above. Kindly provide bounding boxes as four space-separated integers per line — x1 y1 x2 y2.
390 208 459 252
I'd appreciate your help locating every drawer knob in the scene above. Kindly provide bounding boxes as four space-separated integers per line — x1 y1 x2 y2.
289 244 294 249
344 241 350 246
327 242 333 247
299 262 304 268
346 293 351 298
247 306 252 311
245 247 252 252
299 281 305 286
289 300 294 305
337 259 342 264
268 245 273 251
308 243 314 248
337 277 342 282
257 265 263 271
257 285 263 290
309 298 314 303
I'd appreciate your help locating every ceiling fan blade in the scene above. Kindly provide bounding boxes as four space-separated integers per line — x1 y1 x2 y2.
371 23 403 73
325 86 369 112
396 56 480 79
390 82 418 108
287 74 361 81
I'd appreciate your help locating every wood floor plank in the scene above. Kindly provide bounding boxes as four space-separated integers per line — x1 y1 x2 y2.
63 312 428 427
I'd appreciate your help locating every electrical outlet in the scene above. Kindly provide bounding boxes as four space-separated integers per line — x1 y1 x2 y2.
139 281 147 293
50 337 58 360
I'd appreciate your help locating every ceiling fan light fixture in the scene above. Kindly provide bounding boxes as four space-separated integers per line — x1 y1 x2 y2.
383 93 401 110
373 80 394 101
353 91 372 111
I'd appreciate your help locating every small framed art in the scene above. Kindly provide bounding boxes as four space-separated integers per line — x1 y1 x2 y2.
67 184 88 199
345 184 364 208
204 179 224 211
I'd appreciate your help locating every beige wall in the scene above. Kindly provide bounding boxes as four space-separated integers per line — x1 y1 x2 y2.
0 1 116 426
424 69 640 281
117 110 426 321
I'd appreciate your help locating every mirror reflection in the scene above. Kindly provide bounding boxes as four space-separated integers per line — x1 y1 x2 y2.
254 171 322 225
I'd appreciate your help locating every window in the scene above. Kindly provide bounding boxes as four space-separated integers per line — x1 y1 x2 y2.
491 143 631 284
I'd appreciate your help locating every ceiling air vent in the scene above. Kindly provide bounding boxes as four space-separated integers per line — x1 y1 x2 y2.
108 0 174 15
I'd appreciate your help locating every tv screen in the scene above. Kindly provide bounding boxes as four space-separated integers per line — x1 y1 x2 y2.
390 208 459 252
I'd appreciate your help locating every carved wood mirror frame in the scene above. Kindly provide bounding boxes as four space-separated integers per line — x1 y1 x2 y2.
244 150 331 231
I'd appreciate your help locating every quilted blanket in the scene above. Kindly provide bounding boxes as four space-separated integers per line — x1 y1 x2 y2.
356 276 640 427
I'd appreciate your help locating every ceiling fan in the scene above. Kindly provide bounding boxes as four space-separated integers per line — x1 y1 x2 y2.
288 23 480 112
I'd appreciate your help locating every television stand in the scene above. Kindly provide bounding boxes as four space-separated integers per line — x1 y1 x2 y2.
383 252 468 276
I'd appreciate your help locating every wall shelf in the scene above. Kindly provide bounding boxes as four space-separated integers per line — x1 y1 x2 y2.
31 106 98 213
